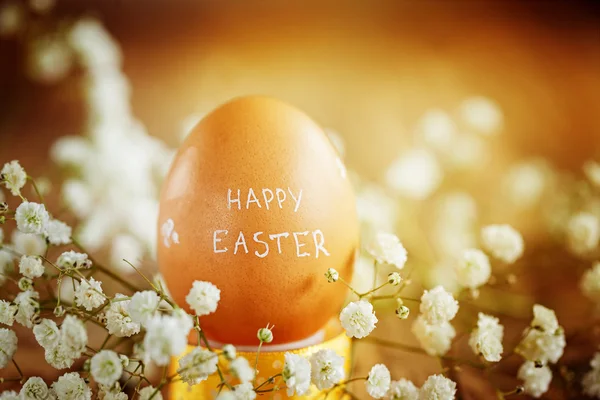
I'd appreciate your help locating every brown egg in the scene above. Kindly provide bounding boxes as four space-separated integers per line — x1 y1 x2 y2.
157 96 358 345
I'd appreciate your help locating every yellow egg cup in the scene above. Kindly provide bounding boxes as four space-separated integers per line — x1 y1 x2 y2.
167 320 353 399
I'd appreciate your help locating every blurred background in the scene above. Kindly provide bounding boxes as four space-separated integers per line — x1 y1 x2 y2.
1 0 599 398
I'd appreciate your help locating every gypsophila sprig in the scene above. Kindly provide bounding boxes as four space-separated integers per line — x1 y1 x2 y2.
388 379 419 400
518 361 552 398
91 350 123 386
366 364 391 399
56 251 91 270
367 232 408 269
185 280 220 316
45 219 72 245
18 255 44 279
143 313 191 366
412 316 456 356
340 300 378 339
15 202 49 235
105 294 140 337
456 248 491 290
19 377 52 400
74 277 105 311
52 372 91 400
0 300 17 326
325 267 339 283
1 160 26 196
283 353 311 396
468 313 504 362
419 374 457 400
481 224 524 263
230 356 255 383
33 318 60 349
177 347 218 386
309 349 345 390
419 285 459 324
127 290 159 327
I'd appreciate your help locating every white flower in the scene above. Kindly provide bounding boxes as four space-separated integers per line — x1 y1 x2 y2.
105 294 140 337
12 231 46 256
143 314 191 366
567 212 600 255
45 219 72 245
388 379 419 400
20 377 53 400
518 361 552 398
0 328 17 368
51 372 91 400
419 374 456 400
1 160 26 196
340 300 378 339
412 316 456 356
128 290 160 327
172 308 194 333
138 387 163 400
468 313 504 362
74 277 105 311
420 286 459 324
283 353 311 396
232 382 256 400
532 304 559 332
222 344 236 361
185 280 220 316
0 300 16 326
582 353 600 398
19 255 44 279
33 319 60 349
367 233 408 269
0 390 18 400
230 356 255 383
456 249 491 289
581 262 600 303
584 160 600 188
366 364 391 399
56 251 91 270
325 268 339 283
177 347 218 386
14 289 39 328
481 224 524 264
459 96 503 135
309 349 345 390
44 344 75 369
60 314 88 356
91 350 123 386
15 202 50 235
385 148 443 200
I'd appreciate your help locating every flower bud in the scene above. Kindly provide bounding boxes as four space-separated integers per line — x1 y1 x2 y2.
325 268 339 283
18 277 33 291
0 202 8 213
53 305 65 317
222 344 236 361
387 272 402 286
396 305 410 319
83 359 91 372
257 325 274 343
119 354 129 368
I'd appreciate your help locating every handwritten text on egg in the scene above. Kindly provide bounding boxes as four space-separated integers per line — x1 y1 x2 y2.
212 188 330 258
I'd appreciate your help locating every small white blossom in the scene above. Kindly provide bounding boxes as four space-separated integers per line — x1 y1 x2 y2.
420 286 459 324
51 372 91 400
367 233 408 269
283 353 311 396
386 148 443 200
222 344 236 361
19 377 53 400
177 347 218 386
128 290 160 327
257 325 274 343
468 313 504 362
230 356 255 383
12 231 46 256
412 316 456 356
74 277 105 311
56 251 91 270
105 294 140 337
456 249 491 290
532 304 559 332
309 349 345 390
340 300 378 339
366 364 391 399
138 387 163 400
91 350 123 386
584 160 600 188
14 289 39 328
325 268 339 283
518 361 552 398
19 255 44 279
481 224 524 264
0 390 18 400
0 300 16 326
185 280 221 316
0 328 17 368
45 219 72 245
1 160 26 196
15 202 50 235
232 382 256 400
419 374 456 400
517 304 565 364
388 379 419 400
581 262 600 303
52 315 87 367
567 212 600 255
143 314 191 366
33 318 60 349
582 352 600 398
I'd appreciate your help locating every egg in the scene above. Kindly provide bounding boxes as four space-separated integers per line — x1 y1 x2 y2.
157 96 359 345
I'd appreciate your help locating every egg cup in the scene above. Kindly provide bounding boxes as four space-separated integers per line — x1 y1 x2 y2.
167 318 352 399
